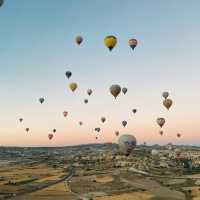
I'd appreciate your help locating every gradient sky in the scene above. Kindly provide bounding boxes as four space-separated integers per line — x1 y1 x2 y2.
0 0 200 146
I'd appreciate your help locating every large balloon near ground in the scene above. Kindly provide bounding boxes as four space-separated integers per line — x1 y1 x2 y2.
128 38 138 50
109 84 121 99
75 36 83 45
118 134 137 156
69 82 78 92
162 91 169 99
157 118 165 128
163 98 173 110
104 35 117 51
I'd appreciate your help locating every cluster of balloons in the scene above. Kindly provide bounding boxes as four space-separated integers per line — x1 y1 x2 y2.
156 92 180 138
75 35 138 52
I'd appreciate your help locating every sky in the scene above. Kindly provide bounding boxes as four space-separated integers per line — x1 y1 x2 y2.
0 0 200 147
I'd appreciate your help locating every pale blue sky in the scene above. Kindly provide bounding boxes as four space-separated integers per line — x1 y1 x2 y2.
0 0 200 146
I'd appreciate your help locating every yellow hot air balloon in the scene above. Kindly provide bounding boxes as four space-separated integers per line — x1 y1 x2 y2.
69 82 78 92
104 35 117 51
163 98 173 110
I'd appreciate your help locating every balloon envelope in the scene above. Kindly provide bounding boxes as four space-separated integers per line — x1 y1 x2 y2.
109 84 121 99
101 117 106 123
65 71 72 79
25 128 29 132
95 128 101 132
87 89 92 96
122 120 127 127
162 91 169 99
104 35 117 51
118 134 137 156
19 118 23 123
63 111 68 117
132 109 137 114
39 98 45 104
84 99 88 104
122 87 128 94
69 82 78 92
157 118 165 128
75 36 83 45
163 98 173 110
128 38 138 50
48 134 54 140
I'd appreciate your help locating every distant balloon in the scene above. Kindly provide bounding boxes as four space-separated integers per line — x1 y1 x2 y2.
96 136 98 140
128 38 138 50
53 129 56 133
177 133 181 138
84 99 88 104
162 91 169 99
39 97 45 104
122 87 128 95
69 82 78 92
109 84 121 99
19 118 23 123
122 120 127 127
48 134 54 140
25 128 29 132
65 71 72 79
115 131 119 136
0 0 3 7
79 121 83 126
118 134 137 156
101 117 106 123
75 36 83 45
104 35 117 51
63 111 68 117
157 118 165 128
95 128 101 132
159 130 164 136
87 89 92 96
163 98 173 110
132 109 137 114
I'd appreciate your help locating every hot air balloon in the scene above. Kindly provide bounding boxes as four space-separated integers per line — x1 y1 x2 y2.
65 71 72 79
19 118 23 123
122 87 128 95
25 128 29 132
0 0 3 7
157 118 165 128
132 109 137 114
95 128 101 132
69 82 78 92
96 136 98 140
177 133 181 138
79 121 83 126
162 91 169 99
101 117 106 123
84 99 88 104
118 134 137 156
75 36 83 45
53 129 56 133
163 98 173 110
115 131 119 136
63 111 68 117
122 120 127 127
109 84 121 99
128 38 138 50
48 134 54 140
159 130 164 136
104 35 117 51
87 89 92 96
39 97 45 104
